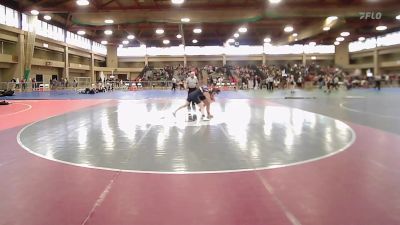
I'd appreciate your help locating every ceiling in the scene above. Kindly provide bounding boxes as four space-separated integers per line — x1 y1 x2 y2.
4 0 400 47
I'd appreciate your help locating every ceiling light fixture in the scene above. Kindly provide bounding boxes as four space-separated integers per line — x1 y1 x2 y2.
193 28 202 34
43 15 51 21
181 18 190 23
76 0 89 6
284 25 294 33
358 37 366 41
336 37 345 42
104 19 114 24
340 32 350 37
176 34 182 39
292 33 298 37
30 10 39 16
334 41 340 45
122 40 129 45
127 35 135 40
104 30 113 35
156 29 164 34
171 0 184 4
163 40 170 44
269 0 281 3
323 27 330 31
326 16 338 23
311 56 317 60
192 39 198 44
101 40 108 45
396 15 400 20
238 27 247 33
376 25 387 31
264 37 271 43
77 30 86 35
294 38 298 41
234 33 239 38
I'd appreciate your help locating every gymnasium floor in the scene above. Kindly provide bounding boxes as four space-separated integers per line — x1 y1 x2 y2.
1 88 400 225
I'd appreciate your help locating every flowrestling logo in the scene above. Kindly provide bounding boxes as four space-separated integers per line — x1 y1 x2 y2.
359 12 382 20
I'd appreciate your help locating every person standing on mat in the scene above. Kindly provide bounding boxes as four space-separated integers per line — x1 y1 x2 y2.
186 72 199 120
173 86 220 121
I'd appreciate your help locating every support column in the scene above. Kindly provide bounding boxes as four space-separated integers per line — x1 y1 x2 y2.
106 45 118 68
17 34 25 79
64 46 69 79
222 54 227 66
183 55 187 67
90 53 95 83
373 49 380 76
144 55 149 66
262 53 266 66
334 42 349 68
302 53 306 66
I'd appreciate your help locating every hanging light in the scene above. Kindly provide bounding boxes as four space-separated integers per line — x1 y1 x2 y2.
76 0 89 6
30 10 39 16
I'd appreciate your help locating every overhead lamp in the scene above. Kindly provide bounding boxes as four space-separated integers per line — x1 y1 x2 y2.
163 40 170 44
104 30 113 35
238 27 247 33
43 15 51 21
376 25 387 31
336 37 345 42
156 29 164 34
101 40 108 45
171 0 184 4
340 32 350 37
334 41 340 45
122 40 129 45
105 19 114 24
227 38 235 43
264 37 271 43
294 38 298 41
233 33 239 38
326 16 338 23
76 0 89 6
323 27 330 31
284 25 294 33
30 10 39 16
176 34 182 39
193 28 202 34
358 37 366 41
311 56 317 60
396 15 400 20
181 18 190 23
292 33 298 37
269 0 281 3
127 35 135 40
77 30 86 35
192 39 198 44
309 42 316 46
43 43 49 48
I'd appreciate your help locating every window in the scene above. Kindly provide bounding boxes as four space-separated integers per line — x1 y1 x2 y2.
349 38 377 52
0 5 5 25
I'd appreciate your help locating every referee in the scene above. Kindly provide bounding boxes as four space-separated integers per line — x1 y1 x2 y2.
186 72 199 112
